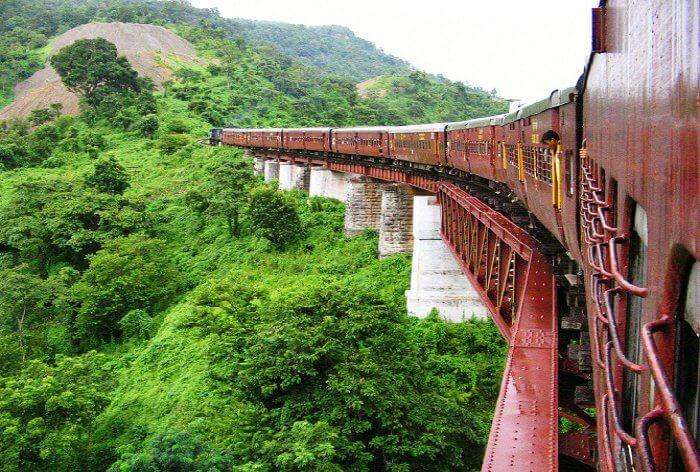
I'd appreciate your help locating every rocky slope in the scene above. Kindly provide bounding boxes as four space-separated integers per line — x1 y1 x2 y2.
0 22 200 120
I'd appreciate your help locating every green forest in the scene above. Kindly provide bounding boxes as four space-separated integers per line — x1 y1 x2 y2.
0 1 509 470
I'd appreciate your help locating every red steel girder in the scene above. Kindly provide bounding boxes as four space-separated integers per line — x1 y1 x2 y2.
437 183 559 472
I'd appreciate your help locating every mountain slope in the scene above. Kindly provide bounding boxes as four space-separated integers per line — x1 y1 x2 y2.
0 0 410 108
0 22 201 120
229 19 411 81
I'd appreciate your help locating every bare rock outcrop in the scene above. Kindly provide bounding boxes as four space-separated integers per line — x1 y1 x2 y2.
0 22 200 120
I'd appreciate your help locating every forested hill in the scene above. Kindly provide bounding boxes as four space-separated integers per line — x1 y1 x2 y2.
0 0 408 105
0 2 508 470
229 19 411 81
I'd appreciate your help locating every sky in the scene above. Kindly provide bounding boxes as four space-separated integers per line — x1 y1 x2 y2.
190 0 599 101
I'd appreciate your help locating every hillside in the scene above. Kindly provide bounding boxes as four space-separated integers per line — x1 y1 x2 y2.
0 22 201 120
230 19 411 82
0 0 411 110
0 3 510 470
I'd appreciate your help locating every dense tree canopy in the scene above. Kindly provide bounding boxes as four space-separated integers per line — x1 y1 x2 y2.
0 2 509 470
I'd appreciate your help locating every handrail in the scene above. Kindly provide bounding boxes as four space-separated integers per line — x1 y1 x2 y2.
608 236 650 297
579 155 699 471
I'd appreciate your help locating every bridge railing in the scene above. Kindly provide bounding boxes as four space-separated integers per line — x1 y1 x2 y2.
579 151 699 471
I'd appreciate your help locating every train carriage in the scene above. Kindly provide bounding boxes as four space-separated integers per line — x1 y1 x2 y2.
260 128 283 149
221 128 248 147
283 128 306 151
387 123 448 167
331 126 388 157
515 88 577 247
446 115 504 181
304 127 332 152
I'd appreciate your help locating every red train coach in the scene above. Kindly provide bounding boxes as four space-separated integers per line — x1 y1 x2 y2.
259 128 283 149
516 88 577 247
388 123 448 168
331 127 388 157
446 115 504 181
221 128 248 147
304 127 332 152
283 128 331 152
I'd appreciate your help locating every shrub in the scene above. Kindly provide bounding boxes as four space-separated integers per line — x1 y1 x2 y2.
85 156 129 194
163 117 190 134
118 309 154 339
157 133 190 155
134 114 159 138
247 185 304 249
71 234 181 343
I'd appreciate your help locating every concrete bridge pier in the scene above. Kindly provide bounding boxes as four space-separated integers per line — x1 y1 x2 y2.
309 167 348 201
405 196 488 322
263 159 280 183
378 183 414 258
253 156 265 177
290 164 310 190
278 161 294 189
343 174 382 237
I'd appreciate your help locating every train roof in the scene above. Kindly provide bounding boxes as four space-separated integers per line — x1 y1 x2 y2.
386 123 449 133
332 126 389 133
240 128 283 133
282 127 332 133
446 114 506 131
502 86 577 124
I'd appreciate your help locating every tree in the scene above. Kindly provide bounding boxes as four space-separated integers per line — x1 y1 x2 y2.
247 185 304 249
50 38 142 102
85 156 129 194
71 234 181 343
187 151 255 237
49 38 155 118
0 267 54 361
134 114 159 138
0 352 114 472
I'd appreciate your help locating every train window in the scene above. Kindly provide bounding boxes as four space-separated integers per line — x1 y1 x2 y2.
671 261 700 471
509 123 515 130
622 204 648 431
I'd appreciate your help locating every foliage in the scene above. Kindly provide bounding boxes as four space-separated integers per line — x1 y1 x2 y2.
85 156 129 194
247 185 305 249
157 133 190 155
0 352 115 472
71 234 182 344
0 4 509 470
186 149 256 237
50 38 142 102
28 103 63 126
133 113 158 138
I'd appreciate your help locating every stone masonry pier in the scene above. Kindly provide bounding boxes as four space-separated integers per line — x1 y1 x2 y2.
405 196 488 321
343 174 381 236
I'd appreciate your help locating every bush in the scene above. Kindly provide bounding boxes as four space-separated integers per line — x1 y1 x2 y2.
134 114 159 138
157 133 190 155
247 185 305 249
85 156 129 194
163 117 190 134
118 309 154 339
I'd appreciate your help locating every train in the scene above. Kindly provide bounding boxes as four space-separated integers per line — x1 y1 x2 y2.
209 1 698 469
213 86 579 255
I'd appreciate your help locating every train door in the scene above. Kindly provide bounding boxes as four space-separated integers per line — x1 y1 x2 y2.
671 261 700 471
621 204 648 467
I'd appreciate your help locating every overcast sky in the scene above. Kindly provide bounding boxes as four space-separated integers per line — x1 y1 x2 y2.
190 0 598 101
